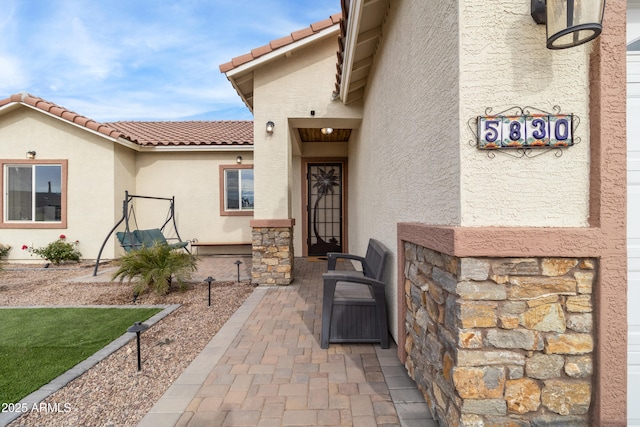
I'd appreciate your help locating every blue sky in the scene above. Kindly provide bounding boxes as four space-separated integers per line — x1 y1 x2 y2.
0 0 339 122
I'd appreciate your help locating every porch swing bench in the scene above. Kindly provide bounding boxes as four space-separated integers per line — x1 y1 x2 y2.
115 229 189 252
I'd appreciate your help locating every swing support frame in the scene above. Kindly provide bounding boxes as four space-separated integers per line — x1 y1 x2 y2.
93 191 189 276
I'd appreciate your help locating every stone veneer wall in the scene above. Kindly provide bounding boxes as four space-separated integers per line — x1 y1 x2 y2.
403 242 595 426
251 226 294 285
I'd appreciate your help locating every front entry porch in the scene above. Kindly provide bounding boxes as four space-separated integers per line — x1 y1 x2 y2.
140 257 435 426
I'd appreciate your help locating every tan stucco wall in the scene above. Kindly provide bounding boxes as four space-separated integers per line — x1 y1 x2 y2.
0 107 123 261
460 1 591 227
134 151 254 255
347 1 461 339
251 33 363 253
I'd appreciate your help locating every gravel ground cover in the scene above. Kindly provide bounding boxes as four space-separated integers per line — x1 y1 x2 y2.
0 261 254 427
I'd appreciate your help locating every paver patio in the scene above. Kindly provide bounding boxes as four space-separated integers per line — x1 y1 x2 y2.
138 257 435 427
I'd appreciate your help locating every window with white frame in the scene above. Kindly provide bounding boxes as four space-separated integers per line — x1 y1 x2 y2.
220 165 253 215
3 162 65 225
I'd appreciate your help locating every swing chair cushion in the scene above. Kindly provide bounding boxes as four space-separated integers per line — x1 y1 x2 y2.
116 229 187 252
115 231 140 252
134 229 188 250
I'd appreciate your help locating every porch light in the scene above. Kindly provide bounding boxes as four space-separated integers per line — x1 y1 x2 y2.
26 151 36 159
531 0 605 49
321 127 334 135
266 121 275 134
236 155 242 164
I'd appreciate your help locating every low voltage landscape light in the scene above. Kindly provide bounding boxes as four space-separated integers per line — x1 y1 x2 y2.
531 0 606 49
205 276 214 306
127 321 149 371
234 260 243 282
266 121 275 134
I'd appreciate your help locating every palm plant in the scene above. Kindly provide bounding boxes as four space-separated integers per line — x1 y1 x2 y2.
112 243 197 296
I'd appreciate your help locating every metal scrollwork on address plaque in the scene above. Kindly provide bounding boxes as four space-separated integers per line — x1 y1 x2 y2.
468 106 581 159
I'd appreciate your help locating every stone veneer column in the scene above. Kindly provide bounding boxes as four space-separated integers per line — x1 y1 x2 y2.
250 219 294 286
402 241 595 426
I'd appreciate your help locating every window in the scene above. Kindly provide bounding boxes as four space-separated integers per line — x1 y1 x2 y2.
220 165 253 216
1 160 67 228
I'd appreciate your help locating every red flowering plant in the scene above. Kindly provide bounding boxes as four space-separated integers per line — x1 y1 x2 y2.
23 234 81 266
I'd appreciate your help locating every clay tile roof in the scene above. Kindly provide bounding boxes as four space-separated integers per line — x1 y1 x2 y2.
104 121 253 147
0 93 135 142
219 13 342 73
0 93 253 148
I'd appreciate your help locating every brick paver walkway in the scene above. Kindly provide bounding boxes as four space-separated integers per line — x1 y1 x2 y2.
139 258 435 427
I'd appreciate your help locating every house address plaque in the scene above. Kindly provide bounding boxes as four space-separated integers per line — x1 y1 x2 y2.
469 106 580 158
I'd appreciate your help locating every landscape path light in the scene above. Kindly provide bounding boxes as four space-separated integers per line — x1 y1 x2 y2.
127 321 149 371
205 276 215 306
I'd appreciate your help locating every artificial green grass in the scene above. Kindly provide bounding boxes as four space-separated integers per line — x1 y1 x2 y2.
0 307 162 404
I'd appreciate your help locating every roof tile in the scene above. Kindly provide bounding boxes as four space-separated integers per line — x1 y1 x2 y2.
219 12 342 73
0 93 253 147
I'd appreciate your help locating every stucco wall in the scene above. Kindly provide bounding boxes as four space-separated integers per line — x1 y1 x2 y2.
459 1 591 227
252 34 362 223
348 1 461 339
0 107 121 261
134 151 254 255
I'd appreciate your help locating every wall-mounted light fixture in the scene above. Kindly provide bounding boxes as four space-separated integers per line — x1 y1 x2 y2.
266 121 275 134
26 151 36 159
531 0 605 50
321 127 334 135
236 155 242 164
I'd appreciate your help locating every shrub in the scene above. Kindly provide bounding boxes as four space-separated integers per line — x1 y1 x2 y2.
0 244 10 270
112 243 198 296
0 244 10 259
23 235 82 266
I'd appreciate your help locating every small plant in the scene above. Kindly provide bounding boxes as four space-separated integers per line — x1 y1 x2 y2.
112 243 197 296
0 244 10 270
23 235 82 266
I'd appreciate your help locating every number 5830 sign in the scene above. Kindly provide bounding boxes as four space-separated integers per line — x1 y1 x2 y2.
478 114 573 149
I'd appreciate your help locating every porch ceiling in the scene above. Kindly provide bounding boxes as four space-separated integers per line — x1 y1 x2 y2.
298 127 352 142
338 0 391 104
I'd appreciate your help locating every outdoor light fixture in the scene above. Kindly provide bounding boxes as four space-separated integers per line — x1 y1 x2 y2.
266 121 275 134
205 276 214 306
236 155 242 164
26 151 36 159
127 321 149 371
234 259 243 282
531 0 606 49
321 127 334 135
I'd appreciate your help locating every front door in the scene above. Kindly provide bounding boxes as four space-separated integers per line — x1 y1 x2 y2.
306 162 344 256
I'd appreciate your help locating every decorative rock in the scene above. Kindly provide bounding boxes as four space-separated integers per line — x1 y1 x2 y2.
531 415 589 426
485 329 540 351
492 259 540 276
526 295 559 308
578 259 595 270
505 378 541 414
433 266 458 294
565 295 592 313
453 366 506 399
460 301 498 328
458 350 525 367
545 334 593 355
541 258 578 276
461 399 507 416
541 380 591 415
526 354 564 379
459 329 484 349
574 271 594 294
520 303 566 333
498 301 527 315
566 313 592 333
507 365 524 380
498 314 520 329
459 258 491 281
508 277 577 299
564 356 592 378
458 281 507 300
460 414 484 427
